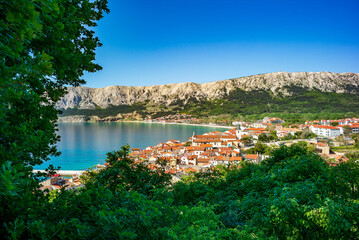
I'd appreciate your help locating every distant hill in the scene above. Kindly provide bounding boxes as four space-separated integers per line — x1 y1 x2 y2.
57 72 359 121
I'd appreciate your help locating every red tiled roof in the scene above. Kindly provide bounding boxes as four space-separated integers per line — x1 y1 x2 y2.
312 125 339 130
200 144 212 148
245 154 259 160
247 128 266 131
185 167 197 173
221 135 237 139
197 158 210 163
193 146 205 151
335 155 349 162
316 142 327 147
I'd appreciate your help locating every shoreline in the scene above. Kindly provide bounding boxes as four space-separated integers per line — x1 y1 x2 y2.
58 117 233 129
33 170 85 176
38 120 233 171
121 120 233 129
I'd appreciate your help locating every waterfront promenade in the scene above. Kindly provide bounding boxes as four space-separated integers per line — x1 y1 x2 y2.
33 170 85 176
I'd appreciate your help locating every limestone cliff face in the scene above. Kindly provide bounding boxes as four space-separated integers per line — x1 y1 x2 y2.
56 72 359 109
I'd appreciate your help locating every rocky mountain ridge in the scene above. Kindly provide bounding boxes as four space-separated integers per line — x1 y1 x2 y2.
56 72 359 110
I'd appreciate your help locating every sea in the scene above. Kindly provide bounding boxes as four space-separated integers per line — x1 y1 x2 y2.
36 122 228 170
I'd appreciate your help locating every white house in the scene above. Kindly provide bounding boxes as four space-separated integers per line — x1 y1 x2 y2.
309 125 341 137
351 124 359 134
338 124 359 134
181 156 196 165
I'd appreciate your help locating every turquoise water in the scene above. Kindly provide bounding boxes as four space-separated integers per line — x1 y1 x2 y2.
36 122 227 170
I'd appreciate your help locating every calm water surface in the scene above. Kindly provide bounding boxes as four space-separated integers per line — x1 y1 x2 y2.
36 122 227 170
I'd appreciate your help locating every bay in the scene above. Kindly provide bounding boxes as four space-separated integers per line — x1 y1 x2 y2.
36 122 229 170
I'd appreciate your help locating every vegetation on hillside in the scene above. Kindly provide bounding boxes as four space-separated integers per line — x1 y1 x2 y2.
183 88 359 123
60 102 147 118
60 88 359 124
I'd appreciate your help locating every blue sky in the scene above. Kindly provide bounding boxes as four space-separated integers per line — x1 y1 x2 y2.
84 0 359 88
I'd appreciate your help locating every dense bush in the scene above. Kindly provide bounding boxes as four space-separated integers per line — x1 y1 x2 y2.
3 145 359 239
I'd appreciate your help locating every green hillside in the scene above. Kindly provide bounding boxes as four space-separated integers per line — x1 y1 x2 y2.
60 87 359 123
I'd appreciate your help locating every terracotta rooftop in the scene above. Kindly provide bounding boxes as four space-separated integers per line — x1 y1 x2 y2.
245 154 259 160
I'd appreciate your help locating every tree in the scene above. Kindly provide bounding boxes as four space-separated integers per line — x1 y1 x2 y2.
172 145 359 239
258 133 269 142
280 134 294 141
266 124 276 132
240 135 253 146
246 142 273 155
4 146 174 239
343 125 352 136
351 133 359 148
1 0 108 166
0 0 109 235
270 130 278 141
3 143 359 238
335 135 348 146
301 127 316 139
95 145 171 196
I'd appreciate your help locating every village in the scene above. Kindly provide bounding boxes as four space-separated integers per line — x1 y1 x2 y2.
40 116 359 190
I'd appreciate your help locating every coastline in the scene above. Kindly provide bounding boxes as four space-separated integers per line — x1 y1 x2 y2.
33 170 85 176
40 119 233 171
58 116 233 129
120 120 233 129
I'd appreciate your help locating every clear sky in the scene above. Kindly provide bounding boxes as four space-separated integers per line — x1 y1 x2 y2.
84 0 359 88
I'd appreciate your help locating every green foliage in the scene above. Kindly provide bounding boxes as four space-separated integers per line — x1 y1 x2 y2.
181 88 359 123
92 145 172 196
60 87 359 122
301 127 317 138
280 129 316 141
246 142 273 155
345 151 359 161
343 125 353 135
270 130 279 141
240 135 253 146
351 133 359 148
258 132 278 142
280 134 296 141
1 0 109 165
1 0 109 236
171 145 359 239
3 144 359 239
258 133 269 142
60 102 147 118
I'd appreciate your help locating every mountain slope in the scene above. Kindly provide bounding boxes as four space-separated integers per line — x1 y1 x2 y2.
57 72 359 110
